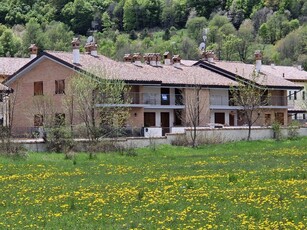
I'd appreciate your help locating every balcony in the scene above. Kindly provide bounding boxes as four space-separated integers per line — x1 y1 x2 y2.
126 92 184 107
210 95 288 108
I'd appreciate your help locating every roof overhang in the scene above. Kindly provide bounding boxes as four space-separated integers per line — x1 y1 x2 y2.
194 60 303 90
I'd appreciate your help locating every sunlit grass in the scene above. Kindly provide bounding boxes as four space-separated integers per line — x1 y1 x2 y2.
0 138 306 229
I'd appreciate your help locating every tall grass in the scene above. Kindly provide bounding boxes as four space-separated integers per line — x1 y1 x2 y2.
0 138 306 229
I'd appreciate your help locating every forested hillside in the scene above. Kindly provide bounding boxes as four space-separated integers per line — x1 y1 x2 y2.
0 0 306 68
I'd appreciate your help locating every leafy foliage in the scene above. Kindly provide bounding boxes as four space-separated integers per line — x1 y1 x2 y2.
0 0 305 66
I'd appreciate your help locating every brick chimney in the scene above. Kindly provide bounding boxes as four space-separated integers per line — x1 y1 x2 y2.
124 54 133 62
85 43 91 54
71 38 80 65
203 50 214 63
133 53 142 65
143 53 150 64
255 50 262 73
156 53 161 66
172 55 181 68
90 43 98 57
85 42 98 57
164 51 171 65
29 44 38 59
149 53 157 66
208 51 215 63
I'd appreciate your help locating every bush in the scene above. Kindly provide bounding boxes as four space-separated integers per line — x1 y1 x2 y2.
288 121 300 140
272 121 282 141
0 143 28 160
0 126 28 159
46 127 74 153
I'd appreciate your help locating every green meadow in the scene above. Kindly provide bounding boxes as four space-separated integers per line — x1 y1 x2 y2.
0 138 306 229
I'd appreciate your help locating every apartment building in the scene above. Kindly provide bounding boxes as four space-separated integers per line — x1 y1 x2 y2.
1 40 303 137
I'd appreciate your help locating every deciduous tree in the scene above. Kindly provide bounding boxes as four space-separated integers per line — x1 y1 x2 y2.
230 71 269 141
65 69 131 141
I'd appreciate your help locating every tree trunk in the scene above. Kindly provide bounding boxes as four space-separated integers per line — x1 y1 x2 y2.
247 119 253 141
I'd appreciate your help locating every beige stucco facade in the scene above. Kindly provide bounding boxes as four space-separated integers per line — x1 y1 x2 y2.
184 88 210 126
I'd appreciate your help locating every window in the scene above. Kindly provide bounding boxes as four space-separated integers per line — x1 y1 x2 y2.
34 81 43 96
265 114 271 126
55 80 65 94
303 114 306 120
275 112 284 125
161 88 170 105
34 114 43 126
55 113 65 126
289 91 291 100
0 93 3 102
294 91 297 100
303 91 305 100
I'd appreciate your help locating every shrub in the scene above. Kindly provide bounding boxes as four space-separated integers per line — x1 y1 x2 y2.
272 121 282 141
288 121 300 140
0 126 28 159
0 143 28 160
46 127 74 153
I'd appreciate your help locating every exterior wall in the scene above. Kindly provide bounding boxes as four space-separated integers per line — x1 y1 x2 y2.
288 87 304 110
270 90 287 106
9 58 75 134
184 88 210 126
20 127 307 151
210 89 229 106
253 108 288 126
287 83 307 122
127 107 144 128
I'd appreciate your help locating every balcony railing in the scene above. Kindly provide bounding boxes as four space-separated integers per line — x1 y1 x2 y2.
125 93 184 106
210 95 288 106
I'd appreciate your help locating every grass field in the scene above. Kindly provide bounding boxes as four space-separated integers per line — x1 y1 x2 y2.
0 138 306 229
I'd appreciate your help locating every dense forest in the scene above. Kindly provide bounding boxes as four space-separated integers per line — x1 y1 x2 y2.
0 0 306 68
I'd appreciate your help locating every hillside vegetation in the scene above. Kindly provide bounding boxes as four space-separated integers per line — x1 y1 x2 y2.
0 0 306 68
0 138 306 228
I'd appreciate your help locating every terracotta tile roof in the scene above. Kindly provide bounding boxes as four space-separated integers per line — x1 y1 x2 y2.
0 57 31 76
181 60 198 66
261 65 307 81
47 51 237 87
207 61 301 88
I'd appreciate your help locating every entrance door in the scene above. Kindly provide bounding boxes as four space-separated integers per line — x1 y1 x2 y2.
229 113 235 126
144 112 155 127
215 112 225 124
161 112 170 136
